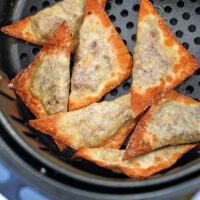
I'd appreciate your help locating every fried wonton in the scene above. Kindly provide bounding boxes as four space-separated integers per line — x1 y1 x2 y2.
11 22 71 151
29 94 137 150
69 0 133 111
124 90 200 160
1 0 106 52
131 0 199 118
74 144 196 178
12 22 71 119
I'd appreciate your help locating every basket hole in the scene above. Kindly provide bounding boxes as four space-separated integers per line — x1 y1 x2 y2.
110 89 118 96
183 12 190 20
149 0 154 4
121 10 128 17
126 22 134 29
164 5 172 13
175 30 183 38
20 53 28 61
170 18 178 25
188 25 196 32
11 115 26 125
182 42 189 50
23 131 37 139
177 0 184 8
194 37 200 45
190 0 197 2
39 147 50 152
133 4 140 12
116 27 121 34
195 68 200 75
109 15 116 23
30 6 37 14
186 86 194 94
122 82 130 90
115 0 123 5
132 34 136 42
55 0 61 2
196 7 200 15
129 51 133 57
99 96 105 102
105 3 111 11
42 1 50 8
123 39 127 46
32 48 40 56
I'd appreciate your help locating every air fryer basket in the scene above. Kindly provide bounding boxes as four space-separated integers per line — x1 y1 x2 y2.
0 0 200 199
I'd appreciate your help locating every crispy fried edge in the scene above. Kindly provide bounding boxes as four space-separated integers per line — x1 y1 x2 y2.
124 90 200 160
54 139 67 151
74 144 196 178
11 22 71 118
69 0 133 111
131 0 199 118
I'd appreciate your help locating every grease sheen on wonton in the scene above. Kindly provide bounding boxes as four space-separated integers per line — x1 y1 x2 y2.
131 0 199 118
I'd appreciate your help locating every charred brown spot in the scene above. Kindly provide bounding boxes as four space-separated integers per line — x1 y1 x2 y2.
91 41 97 49
90 41 99 56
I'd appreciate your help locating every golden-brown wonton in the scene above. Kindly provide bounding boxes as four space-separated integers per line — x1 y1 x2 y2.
131 0 199 118
1 0 106 52
11 22 71 151
74 144 196 178
69 0 133 111
124 90 200 160
12 22 71 118
29 94 137 150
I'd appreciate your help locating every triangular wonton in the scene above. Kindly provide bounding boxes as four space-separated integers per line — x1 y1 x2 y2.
74 144 196 178
11 22 71 151
12 22 71 118
124 90 200 160
69 0 133 111
1 0 106 52
131 0 199 118
29 94 137 150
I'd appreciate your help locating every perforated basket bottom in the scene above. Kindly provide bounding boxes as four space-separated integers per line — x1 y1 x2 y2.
0 0 200 181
